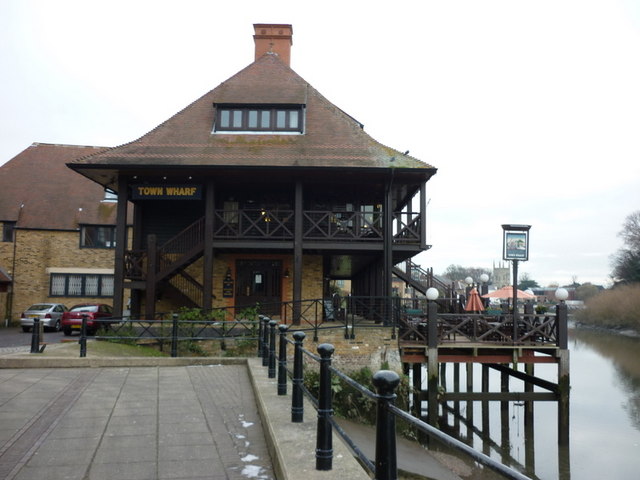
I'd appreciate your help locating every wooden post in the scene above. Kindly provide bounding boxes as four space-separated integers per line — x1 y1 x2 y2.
145 234 157 320
203 180 215 311
113 176 129 317
293 181 303 325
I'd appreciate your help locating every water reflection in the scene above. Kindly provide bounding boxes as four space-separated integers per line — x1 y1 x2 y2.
570 328 640 431
432 325 640 480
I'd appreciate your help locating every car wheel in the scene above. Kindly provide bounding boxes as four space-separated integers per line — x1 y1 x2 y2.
22 326 30 333
54 320 61 332
63 327 72 336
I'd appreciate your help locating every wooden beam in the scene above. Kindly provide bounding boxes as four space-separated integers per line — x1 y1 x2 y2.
202 180 214 310
113 176 129 318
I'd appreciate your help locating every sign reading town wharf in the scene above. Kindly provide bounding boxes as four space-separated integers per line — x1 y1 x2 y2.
131 185 202 200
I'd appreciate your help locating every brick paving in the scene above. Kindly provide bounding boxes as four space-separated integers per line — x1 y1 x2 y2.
0 366 274 480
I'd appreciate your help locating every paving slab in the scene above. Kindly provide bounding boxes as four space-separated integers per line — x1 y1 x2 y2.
0 365 275 480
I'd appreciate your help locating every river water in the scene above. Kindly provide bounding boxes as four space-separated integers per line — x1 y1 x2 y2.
435 322 640 480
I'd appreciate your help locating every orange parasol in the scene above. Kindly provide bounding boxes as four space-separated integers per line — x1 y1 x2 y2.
465 287 485 312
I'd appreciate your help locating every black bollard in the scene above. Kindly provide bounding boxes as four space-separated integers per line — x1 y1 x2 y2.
30 318 41 354
277 324 289 395
268 320 277 378
79 314 87 358
261 317 270 366
316 343 335 471
171 313 178 358
291 330 306 423
257 315 265 358
372 370 401 480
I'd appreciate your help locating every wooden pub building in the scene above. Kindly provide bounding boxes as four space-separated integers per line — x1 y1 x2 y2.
67 24 437 322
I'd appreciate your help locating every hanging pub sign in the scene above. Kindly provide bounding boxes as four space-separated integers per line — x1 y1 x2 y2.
502 224 531 261
131 184 202 200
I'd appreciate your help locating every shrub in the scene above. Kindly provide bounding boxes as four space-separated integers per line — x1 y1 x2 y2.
304 365 416 440
574 283 640 330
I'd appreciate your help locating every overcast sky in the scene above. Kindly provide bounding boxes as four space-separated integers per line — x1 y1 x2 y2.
2 0 639 288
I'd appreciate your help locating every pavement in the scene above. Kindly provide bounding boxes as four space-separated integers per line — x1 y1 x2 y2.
0 342 465 480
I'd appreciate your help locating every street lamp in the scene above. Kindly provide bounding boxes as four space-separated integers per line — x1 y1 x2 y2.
555 288 569 302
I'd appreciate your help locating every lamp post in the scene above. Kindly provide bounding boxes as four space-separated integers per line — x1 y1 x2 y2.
502 224 531 339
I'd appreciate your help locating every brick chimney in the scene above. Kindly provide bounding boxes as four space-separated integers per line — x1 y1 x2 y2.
253 24 293 66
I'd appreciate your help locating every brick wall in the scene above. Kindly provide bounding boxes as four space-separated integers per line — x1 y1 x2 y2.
291 326 402 373
7 229 117 323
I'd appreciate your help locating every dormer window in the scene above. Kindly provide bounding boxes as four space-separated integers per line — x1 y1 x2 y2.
214 105 304 133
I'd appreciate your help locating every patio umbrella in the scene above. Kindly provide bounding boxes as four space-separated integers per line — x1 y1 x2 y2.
481 286 536 300
465 287 485 312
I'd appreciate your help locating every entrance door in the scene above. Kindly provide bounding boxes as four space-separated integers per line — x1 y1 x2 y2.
235 260 282 316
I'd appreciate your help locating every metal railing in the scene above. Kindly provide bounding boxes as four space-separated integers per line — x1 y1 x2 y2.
258 319 532 480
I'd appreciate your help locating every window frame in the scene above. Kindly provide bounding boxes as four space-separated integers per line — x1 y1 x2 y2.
49 273 114 298
80 225 117 249
2 221 15 242
214 104 305 134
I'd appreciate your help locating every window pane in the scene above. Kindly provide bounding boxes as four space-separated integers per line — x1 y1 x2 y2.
68 275 83 296
260 110 270 128
289 111 299 129
276 111 286 128
85 275 99 296
220 110 230 127
101 276 114 296
51 274 66 295
232 110 243 128
248 110 258 128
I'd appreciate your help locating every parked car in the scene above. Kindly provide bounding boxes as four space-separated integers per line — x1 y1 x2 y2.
20 303 68 332
61 303 114 336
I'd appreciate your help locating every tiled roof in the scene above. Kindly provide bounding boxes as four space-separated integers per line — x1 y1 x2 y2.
0 143 127 230
69 54 436 183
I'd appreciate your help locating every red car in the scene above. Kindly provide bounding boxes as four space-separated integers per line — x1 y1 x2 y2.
61 303 114 336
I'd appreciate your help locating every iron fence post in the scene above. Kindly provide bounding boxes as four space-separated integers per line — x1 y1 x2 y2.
316 343 335 471
268 320 277 378
373 370 400 480
278 324 289 395
291 330 306 423
257 315 264 358
262 317 270 366
30 318 41 354
349 296 355 339
79 314 87 358
171 313 178 358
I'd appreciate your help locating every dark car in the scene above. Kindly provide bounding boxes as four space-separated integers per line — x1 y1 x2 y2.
61 303 114 336
20 303 68 332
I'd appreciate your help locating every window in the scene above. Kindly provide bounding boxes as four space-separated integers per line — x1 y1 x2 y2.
2 222 15 242
50 273 114 297
103 189 117 202
214 105 304 133
80 226 116 248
